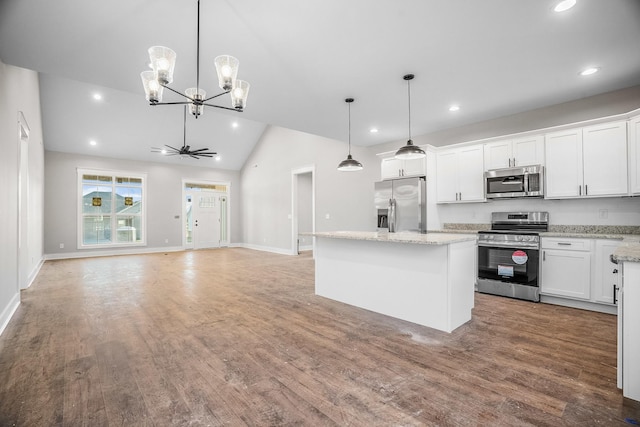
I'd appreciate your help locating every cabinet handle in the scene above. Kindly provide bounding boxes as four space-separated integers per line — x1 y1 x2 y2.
585 184 588 195
398 169 402 177
613 284 618 305
543 251 545 261
557 242 572 246
613 268 618 274
579 185 582 196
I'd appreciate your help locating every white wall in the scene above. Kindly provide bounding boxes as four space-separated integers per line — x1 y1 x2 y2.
0 61 45 334
240 125 380 253
44 151 241 256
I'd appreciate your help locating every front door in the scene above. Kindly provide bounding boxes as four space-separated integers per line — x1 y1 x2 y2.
193 193 221 249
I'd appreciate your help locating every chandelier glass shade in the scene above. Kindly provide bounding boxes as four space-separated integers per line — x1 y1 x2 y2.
395 74 426 160
337 98 363 172
140 0 250 117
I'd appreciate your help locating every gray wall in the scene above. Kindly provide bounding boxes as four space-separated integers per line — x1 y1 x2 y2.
0 61 45 332
240 125 380 252
44 151 241 256
373 85 640 153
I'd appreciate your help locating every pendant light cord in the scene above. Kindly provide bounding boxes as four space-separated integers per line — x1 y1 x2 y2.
407 78 412 141
348 101 352 155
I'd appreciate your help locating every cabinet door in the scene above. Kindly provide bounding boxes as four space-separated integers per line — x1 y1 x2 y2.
381 158 403 180
628 116 640 195
594 240 621 305
541 249 591 300
545 129 583 199
436 150 459 203
457 145 485 201
402 157 426 177
582 121 628 197
512 135 544 167
483 140 512 170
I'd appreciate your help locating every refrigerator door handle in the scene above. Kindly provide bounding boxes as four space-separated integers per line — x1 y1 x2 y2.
388 198 396 233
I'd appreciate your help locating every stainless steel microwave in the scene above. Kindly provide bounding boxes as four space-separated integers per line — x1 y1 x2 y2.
484 165 544 199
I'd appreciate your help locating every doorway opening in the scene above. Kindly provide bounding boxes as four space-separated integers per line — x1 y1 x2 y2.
291 166 315 256
183 181 230 250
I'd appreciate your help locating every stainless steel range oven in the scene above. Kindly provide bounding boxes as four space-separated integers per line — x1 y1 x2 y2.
477 212 549 302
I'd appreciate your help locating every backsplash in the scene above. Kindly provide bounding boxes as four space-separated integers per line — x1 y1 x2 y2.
548 225 640 235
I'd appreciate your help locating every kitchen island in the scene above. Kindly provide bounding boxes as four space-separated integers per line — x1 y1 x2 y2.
312 231 477 333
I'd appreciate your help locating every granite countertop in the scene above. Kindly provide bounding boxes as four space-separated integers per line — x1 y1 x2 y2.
312 231 477 245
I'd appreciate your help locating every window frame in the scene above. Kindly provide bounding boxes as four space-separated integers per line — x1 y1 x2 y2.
77 168 148 249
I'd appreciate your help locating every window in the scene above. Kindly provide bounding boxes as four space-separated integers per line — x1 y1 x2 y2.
78 169 146 248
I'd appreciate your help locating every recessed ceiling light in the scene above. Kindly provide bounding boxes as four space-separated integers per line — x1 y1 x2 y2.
370 128 378 134
449 105 460 112
554 0 576 12
231 122 239 129
215 155 221 161
580 67 599 76
92 93 103 101
161 149 167 155
89 140 97 146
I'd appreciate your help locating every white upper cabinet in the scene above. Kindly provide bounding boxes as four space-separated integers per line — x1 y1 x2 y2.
436 145 485 203
484 135 544 170
545 128 584 198
629 115 640 195
545 121 628 199
582 121 628 197
380 156 426 180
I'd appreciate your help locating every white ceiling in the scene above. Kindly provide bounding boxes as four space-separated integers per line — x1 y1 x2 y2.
1 0 639 170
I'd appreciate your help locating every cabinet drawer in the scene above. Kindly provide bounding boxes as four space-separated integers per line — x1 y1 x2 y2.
541 238 592 251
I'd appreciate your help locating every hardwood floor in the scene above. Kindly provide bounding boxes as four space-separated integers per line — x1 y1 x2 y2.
1 248 639 426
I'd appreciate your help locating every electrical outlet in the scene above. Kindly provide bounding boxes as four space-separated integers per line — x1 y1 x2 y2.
325 213 330 219
599 209 608 219
59 243 64 249
165 239 169 243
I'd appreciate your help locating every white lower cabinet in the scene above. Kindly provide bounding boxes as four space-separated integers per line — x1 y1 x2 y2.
541 237 622 312
541 238 592 300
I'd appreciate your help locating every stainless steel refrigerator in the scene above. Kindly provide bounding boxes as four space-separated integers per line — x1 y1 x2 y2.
374 176 426 233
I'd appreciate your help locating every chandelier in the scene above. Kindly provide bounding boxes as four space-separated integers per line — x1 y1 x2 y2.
140 0 250 118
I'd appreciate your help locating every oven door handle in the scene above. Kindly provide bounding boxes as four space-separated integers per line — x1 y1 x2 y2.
478 241 539 249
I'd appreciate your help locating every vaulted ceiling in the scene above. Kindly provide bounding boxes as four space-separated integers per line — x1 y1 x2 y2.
1 0 639 170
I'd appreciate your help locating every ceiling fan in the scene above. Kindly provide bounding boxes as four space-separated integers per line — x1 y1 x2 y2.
152 106 217 159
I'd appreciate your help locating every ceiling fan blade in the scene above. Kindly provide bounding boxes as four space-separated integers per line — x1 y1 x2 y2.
189 147 211 153
165 144 181 152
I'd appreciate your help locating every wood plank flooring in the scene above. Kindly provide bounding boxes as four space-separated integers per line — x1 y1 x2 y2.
1 247 639 426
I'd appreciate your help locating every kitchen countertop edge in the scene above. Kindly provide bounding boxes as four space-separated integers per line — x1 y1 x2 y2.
310 231 477 245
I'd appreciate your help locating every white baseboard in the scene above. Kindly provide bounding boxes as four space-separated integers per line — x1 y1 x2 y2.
0 292 20 337
22 257 45 290
299 245 313 252
44 245 185 260
540 294 617 315
232 243 296 256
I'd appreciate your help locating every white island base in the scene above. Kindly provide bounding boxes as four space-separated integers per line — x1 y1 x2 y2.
314 232 477 333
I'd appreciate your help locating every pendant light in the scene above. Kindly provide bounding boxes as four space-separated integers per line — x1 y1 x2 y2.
395 74 426 160
337 98 364 171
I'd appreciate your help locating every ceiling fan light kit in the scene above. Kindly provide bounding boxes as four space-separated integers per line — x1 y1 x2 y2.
140 0 250 118
152 106 217 159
